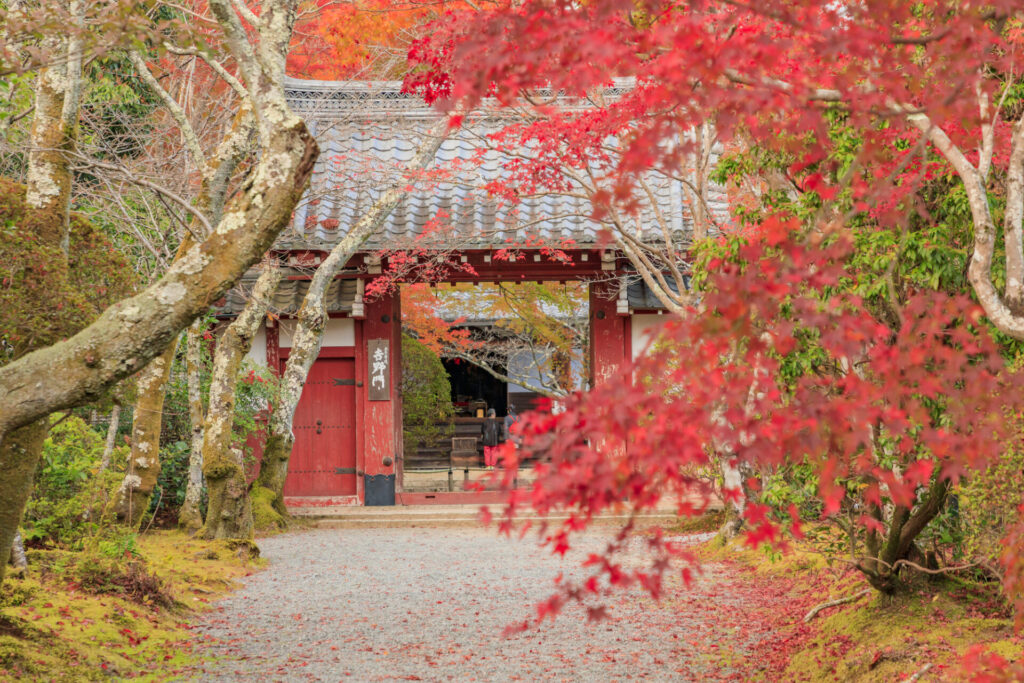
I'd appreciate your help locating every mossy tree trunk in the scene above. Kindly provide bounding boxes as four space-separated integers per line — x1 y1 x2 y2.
858 477 950 593
0 0 316 590
0 9 84 581
0 1 317 439
0 420 47 583
179 320 207 532
111 339 178 529
257 123 450 515
200 264 282 540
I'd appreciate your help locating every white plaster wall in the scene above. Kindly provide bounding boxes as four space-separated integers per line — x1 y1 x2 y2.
631 313 667 360
245 323 268 367
279 317 355 348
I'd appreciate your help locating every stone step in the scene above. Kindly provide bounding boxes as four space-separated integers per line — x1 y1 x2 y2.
294 503 702 529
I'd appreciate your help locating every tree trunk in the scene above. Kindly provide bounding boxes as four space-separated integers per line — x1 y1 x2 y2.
201 264 281 540
111 339 178 529
257 122 450 512
0 420 47 584
0 0 316 592
179 320 207 532
99 402 121 471
0 13 83 585
8 532 27 573
0 86 317 443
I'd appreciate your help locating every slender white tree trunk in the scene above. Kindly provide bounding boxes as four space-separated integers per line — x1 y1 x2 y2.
8 532 27 572
179 320 207 532
111 337 179 528
99 402 121 471
256 122 451 514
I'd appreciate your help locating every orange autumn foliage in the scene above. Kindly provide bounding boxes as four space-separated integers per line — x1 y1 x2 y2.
289 0 478 80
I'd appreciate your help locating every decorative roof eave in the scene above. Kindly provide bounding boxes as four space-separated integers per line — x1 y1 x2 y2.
284 76 638 121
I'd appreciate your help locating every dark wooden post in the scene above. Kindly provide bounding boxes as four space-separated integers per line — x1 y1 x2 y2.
361 289 402 505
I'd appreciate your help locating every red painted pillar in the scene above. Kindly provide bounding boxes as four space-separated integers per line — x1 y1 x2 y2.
589 280 628 387
360 289 402 504
589 280 628 459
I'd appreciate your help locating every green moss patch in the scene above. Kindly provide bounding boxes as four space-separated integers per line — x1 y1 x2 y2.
250 485 287 532
706 539 1023 680
0 531 259 680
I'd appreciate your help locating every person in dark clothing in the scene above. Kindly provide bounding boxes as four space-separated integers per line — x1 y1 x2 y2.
504 404 520 446
481 408 501 467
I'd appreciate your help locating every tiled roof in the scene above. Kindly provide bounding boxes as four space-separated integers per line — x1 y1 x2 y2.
280 78 728 252
219 273 357 316
626 279 687 311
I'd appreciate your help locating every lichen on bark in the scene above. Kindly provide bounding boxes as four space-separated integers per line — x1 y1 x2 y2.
110 340 178 529
200 263 282 540
179 320 207 533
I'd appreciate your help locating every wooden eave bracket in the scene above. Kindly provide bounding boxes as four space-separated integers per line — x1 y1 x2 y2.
600 249 616 271
352 278 365 318
288 251 323 268
616 275 630 316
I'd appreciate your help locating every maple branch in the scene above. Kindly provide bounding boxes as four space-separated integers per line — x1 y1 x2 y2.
908 664 933 682
229 0 260 28
891 558 988 576
889 27 952 45
128 50 205 171
92 173 172 269
802 589 870 622
906 110 1024 337
722 68 845 103
497 283 587 346
73 156 214 236
637 176 689 291
614 236 690 315
977 83 995 181
1001 115 1024 306
445 350 565 399
162 43 248 100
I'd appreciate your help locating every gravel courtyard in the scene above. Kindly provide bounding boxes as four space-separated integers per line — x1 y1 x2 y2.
184 526 775 681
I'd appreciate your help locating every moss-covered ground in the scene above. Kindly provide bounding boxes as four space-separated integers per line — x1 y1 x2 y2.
700 537 1024 680
0 531 261 681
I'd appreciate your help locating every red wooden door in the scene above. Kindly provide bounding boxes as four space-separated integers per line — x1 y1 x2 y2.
284 358 358 497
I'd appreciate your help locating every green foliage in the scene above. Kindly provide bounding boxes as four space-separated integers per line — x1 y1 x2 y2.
80 54 159 161
22 415 125 550
401 333 454 453
150 440 193 521
958 428 1024 568
699 117 1022 581
153 333 278 524
0 179 137 363
161 328 278 453
760 465 822 520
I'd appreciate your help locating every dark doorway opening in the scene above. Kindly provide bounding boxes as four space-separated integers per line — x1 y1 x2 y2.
443 358 508 417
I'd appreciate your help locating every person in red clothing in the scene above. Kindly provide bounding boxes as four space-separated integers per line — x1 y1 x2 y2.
481 408 501 467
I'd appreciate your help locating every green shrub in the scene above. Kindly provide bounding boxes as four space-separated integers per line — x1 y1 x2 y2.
22 415 126 549
150 440 192 522
958 441 1024 568
401 334 454 454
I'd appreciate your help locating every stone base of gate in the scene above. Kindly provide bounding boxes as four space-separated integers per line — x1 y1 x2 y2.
291 502 696 528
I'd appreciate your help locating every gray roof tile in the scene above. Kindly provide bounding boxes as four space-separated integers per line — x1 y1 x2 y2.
281 79 729 252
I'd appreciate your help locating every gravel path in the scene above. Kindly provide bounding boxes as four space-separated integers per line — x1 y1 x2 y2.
184 527 771 681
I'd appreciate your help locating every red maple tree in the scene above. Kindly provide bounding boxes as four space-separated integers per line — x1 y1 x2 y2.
401 0 1024 644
